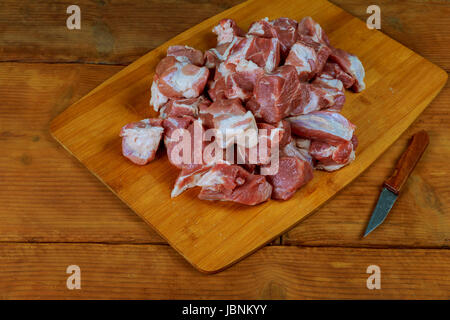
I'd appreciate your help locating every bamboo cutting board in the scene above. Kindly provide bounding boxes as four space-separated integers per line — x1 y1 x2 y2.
50 0 447 273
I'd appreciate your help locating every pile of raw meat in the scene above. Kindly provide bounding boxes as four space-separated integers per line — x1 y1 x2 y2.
120 17 365 206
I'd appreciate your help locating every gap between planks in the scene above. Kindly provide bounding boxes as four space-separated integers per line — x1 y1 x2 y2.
1 240 449 251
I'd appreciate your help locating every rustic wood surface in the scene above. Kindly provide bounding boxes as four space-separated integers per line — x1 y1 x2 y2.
0 0 449 298
1 244 449 299
48 0 447 273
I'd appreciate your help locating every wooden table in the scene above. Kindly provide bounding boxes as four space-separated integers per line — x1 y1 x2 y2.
0 0 449 299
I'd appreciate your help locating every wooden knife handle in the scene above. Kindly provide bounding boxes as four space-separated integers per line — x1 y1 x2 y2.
383 130 429 195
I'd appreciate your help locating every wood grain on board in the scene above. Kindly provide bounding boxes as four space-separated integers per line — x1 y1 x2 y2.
49 0 448 272
1 244 449 299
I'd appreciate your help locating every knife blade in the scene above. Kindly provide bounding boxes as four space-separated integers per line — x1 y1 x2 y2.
364 130 430 237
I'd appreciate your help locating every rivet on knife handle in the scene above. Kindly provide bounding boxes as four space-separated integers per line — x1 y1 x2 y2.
383 130 429 195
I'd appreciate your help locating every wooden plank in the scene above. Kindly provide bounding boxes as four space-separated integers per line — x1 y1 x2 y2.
0 63 164 244
49 0 448 273
0 0 243 64
330 0 450 72
1 244 449 299
284 82 450 247
0 0 449 72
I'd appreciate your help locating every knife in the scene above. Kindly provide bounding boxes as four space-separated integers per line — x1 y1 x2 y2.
363 130 430 237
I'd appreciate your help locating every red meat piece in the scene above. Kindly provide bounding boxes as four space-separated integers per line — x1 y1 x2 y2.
297 16 330 46
265 156 313 200
155 56 209 99
197 164 272 205
167 45 205 66
249 65 300 123
329 47 366 92
288 111 356 145
160 96 211 119
213 19 245 45
309 136 357 171
248 17 298 58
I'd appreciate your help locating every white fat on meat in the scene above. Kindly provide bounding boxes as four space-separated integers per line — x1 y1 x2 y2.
316 150 355 171
120 120 164 165
302 89 320 114
165 63 209 98
214 111 258 149
218 36 240 61
288 111 355 144
150 80 169 112
196 168 225 189
213 19 241 45
314 74 344 92
264 38 279 73
285 42 316 78
347 55 366 92
295 138 311 150
247 17 269 36
282 140 313 164
171 164 214 198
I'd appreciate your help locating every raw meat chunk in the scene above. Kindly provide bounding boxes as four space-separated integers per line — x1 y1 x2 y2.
209 58 264 101
275 120 292 147
290 82 345 115
155 56 209 99
281 140 313 165
150 78 169 112
237 122 284 166
248 17 298 58
271 18 299 57
317 61 355 89
248 18 278 38
310 138 357 171
120 119 164 165
288 111 356 145
313 74 344 92
204 37 242 69
297 16 330 46
329 48 365 92
265 156 313 200
197 163 272 205
213 19 245 45
171 163 215 198
285 40 331 80
229 36 281 72
200 99 258 148
163 116 204 168
302 40 331 75
167 45 205 66
249 65 300 123
159 96 211 119
285 42 318 80
244 37 281 73
199 98 246 126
